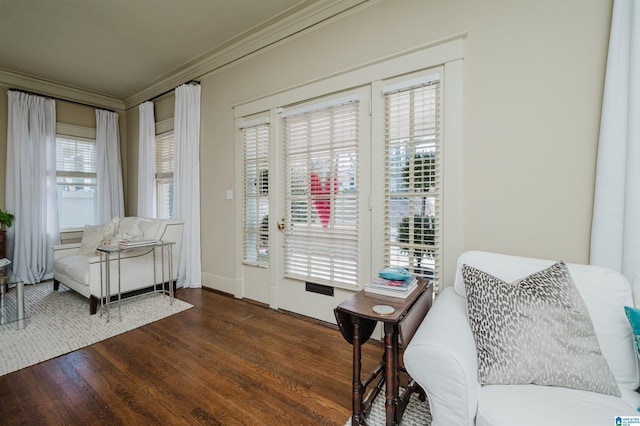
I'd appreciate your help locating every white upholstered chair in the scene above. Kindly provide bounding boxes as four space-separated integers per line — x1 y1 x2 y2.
53 217 184 314
404 251 640 426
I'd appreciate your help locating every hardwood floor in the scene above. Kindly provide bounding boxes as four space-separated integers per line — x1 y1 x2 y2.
0 288 384 425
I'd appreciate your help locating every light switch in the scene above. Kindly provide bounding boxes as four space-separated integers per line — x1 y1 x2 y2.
226 189 234 200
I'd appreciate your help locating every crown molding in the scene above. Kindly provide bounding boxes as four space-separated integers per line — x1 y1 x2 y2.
0 68 125 111
123 0 371 110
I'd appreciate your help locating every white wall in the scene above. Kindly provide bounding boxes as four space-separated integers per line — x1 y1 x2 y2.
121 0 612 307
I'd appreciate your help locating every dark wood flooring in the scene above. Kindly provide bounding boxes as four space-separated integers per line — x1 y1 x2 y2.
0 288 383 425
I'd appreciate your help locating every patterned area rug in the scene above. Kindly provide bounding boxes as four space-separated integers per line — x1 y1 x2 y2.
0 281 192 376
343 390 432 425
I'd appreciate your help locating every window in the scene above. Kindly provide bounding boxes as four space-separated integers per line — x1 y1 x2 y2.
282 96 360 287
56 136 97 228
241 121 270 266
383 73 441 284
156 131 174 219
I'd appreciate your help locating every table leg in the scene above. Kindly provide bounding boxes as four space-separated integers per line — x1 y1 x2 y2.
351 316 366 425
99 252 104 318
117 250 122 321
384 322 398 426
0 282 5 324
16 282 25 330
168 244 174 304
105 252 111 322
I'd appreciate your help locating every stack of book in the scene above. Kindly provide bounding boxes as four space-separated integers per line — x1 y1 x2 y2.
116 239 158 248
365 275 418 299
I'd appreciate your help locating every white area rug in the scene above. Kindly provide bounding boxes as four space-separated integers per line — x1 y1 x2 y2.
0 281 192 376
343 389 432 426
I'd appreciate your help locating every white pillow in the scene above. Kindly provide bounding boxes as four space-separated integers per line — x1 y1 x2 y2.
463 261 620 396
114 217 143 242
79 217 119 255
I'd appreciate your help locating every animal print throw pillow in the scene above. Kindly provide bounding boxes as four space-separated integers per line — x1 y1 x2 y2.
463 261 620 396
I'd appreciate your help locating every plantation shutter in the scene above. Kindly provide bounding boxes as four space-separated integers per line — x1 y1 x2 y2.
155 132 174 218
56 137 97 177
281 96 359 288
383 73 441 287
155 132 174 178
241 120 270 266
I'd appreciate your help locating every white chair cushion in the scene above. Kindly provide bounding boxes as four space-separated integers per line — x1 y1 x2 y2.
477 385 637 426
55 255 91 284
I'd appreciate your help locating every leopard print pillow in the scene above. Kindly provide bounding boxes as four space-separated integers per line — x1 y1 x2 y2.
463 261 620 396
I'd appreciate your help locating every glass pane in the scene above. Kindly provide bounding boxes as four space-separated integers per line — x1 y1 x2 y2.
157 180 173 219
242 123 269 266
56 136 97 229
56 138 96 173
56 180 97 228
385 82 439 281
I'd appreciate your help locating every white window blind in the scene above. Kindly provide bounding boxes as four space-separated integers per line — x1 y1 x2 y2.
384 78 441 287
242 123 270 266
155 132 174 219
55 136 97 228
282 99 359 287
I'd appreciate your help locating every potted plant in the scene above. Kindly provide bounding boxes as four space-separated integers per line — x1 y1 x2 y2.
0 209 14 231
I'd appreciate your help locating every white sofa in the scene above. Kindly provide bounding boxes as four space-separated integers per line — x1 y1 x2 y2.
53 217 184 314
404 251 640 426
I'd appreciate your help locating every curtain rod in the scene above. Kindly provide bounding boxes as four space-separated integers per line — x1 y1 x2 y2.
8 88 117 113
145 80 201 104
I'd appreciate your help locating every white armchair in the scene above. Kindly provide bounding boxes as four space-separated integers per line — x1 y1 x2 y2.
53 217 184 314
404 251 640 426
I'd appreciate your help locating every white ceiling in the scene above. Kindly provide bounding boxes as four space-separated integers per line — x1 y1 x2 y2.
0 0 326 101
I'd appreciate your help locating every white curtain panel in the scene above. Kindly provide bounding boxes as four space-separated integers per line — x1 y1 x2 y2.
5 91 59 283
137 101 156 218
96 109 125 224
590 0 640 282
173 83 202 288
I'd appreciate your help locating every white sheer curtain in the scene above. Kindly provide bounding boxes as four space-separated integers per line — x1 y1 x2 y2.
590 0 640 282
96 109 124 224
173 83 202 288
5 91 59 283
137 101 156 218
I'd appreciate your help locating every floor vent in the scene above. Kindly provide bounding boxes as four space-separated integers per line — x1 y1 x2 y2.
305 282 334 297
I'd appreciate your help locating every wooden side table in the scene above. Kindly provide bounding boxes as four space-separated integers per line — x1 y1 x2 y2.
335 279 433 426
0 230 6 259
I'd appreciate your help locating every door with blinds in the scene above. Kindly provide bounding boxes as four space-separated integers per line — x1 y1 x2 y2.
275 89 372 319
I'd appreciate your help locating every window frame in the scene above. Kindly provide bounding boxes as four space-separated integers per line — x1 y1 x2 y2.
381 70 442 288
234 36 464 295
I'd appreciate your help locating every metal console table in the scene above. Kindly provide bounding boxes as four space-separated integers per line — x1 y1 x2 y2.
97 240 175 322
